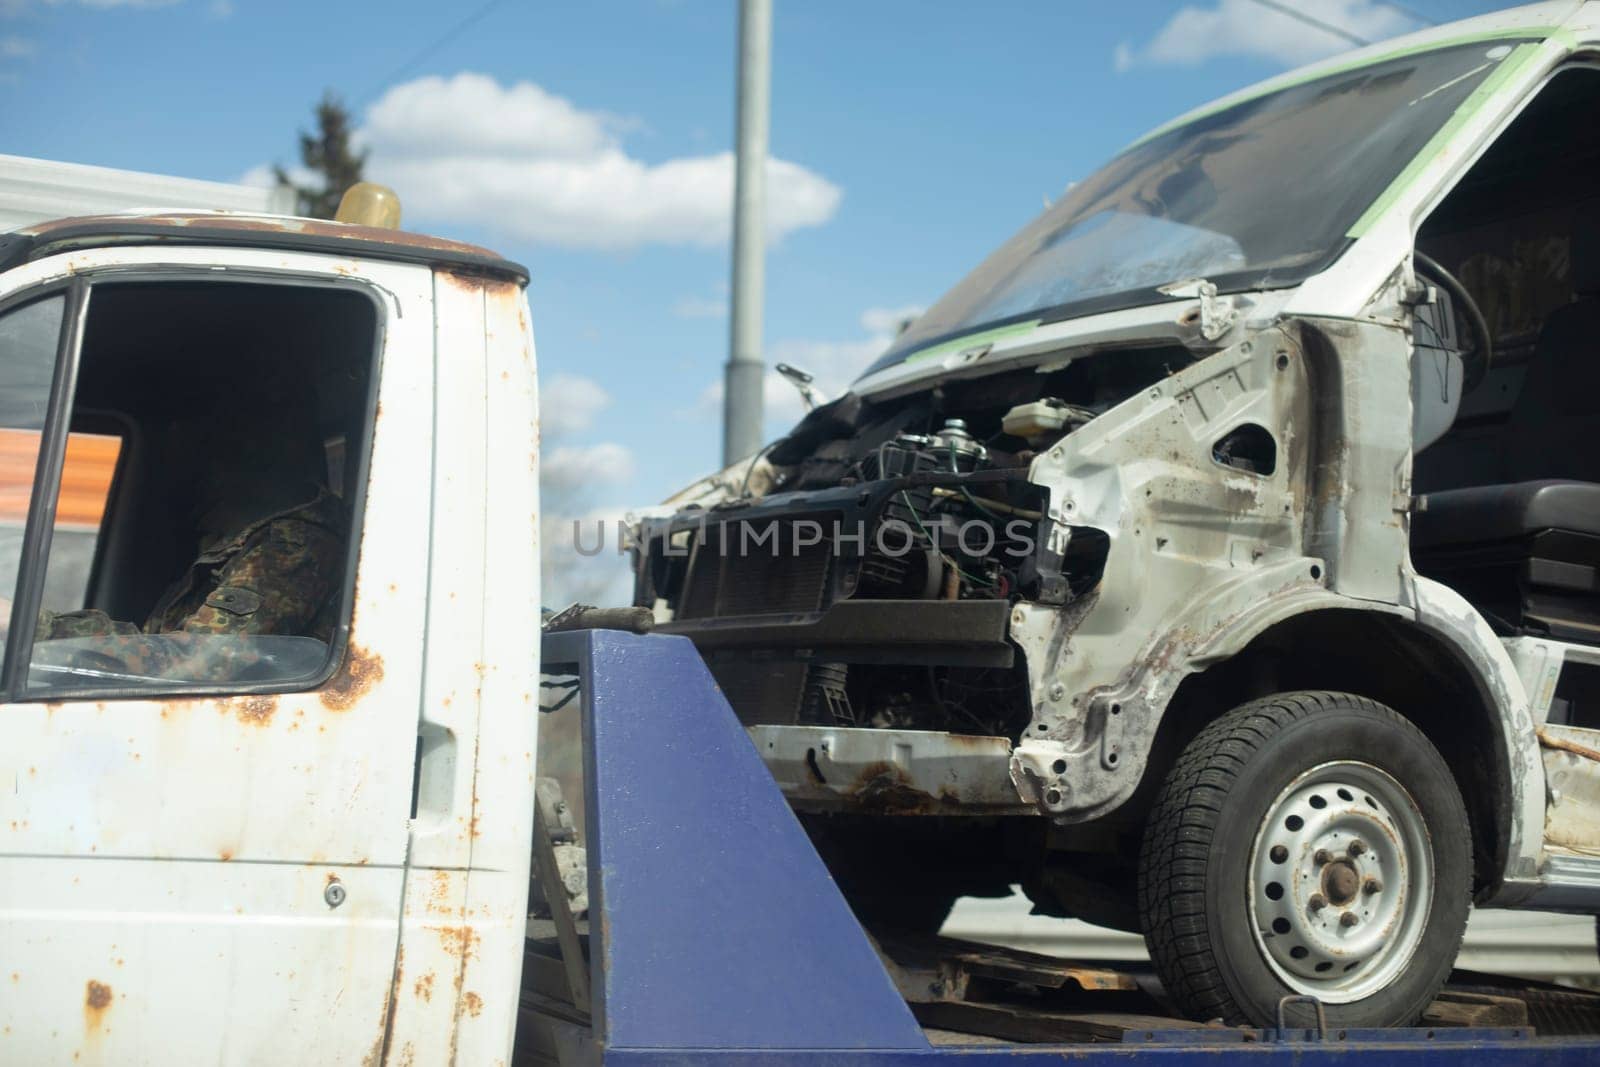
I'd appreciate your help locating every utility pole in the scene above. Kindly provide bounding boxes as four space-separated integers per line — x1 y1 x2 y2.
722 0 771 465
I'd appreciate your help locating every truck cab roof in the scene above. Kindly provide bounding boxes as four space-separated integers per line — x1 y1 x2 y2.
0 209 529 284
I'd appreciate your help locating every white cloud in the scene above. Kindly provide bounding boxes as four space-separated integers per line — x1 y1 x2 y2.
360 72 842 250
1116 0 1415 70
859 304 924 337
536 372 633 605
365 73 617 161
237 162 306 190
765 336 884 426
236 164 272 188
539 373 611 438
696 303 926 434
541 442 635 494
541 506 634 607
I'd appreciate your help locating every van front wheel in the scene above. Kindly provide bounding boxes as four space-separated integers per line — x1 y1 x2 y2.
1138 692 1471 1028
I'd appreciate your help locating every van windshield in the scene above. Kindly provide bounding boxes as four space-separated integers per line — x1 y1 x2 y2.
865 39 1527 376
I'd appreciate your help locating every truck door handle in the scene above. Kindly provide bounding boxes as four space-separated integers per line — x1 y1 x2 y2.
411 721 457 824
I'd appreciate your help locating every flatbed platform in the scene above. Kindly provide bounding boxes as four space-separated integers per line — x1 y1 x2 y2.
522 922 1600 1046
520 629 1600 1064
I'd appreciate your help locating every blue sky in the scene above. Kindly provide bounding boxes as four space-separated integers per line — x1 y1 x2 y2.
1 0 1507 601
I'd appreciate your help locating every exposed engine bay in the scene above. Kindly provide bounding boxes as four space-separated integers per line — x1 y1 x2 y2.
632 345 1194 741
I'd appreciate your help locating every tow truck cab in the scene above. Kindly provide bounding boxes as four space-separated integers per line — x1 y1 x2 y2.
0 209 540 1063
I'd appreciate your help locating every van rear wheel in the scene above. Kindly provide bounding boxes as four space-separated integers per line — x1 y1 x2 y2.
1138 692 1471 1028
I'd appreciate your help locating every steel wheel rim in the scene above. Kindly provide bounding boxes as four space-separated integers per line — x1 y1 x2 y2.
1246 760 1433 1003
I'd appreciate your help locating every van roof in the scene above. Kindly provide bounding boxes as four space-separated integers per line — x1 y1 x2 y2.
1132 0 1587 148
0 210 529 284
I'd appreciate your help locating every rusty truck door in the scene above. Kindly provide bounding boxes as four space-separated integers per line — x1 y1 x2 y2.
0 245 436 1065
376 270 543 1065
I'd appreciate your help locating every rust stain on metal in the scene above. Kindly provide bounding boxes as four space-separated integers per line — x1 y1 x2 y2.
940 733 1011 752
467 775 484 840
435 918 480 1063
320 643 386 711
437 270 483 295
462 991 483 1018
84 979 112 1032
235 695 277 726
413 972 434 1002
485 277 521 309
364 945 405 1067
436 925 479 962
219 848 234 861
845 761 957 815
427 870 452 915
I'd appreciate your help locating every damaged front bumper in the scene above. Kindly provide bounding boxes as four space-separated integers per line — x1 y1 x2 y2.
658 598 1012 667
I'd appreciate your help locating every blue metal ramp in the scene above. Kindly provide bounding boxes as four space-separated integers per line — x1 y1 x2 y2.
533 629 1600 1065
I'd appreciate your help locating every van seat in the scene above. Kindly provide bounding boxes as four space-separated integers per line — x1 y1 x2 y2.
1414 481 1600 544
1412 480 1600 642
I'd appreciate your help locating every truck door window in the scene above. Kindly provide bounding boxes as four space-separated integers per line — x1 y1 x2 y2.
20 279 379 698
21 429 123 612
0 294 66 674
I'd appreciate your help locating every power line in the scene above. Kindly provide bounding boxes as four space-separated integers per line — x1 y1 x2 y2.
1373 0 1438 26
1242 0 1371 48
357 0 514 107
1242 0 1439 50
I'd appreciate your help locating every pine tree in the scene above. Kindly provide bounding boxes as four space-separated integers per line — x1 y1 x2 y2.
275 92 367 220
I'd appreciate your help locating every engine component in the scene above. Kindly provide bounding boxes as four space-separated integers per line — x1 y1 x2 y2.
802 661 855 725
1001 397 1097 446
630 343 1195 745
934 418 988 470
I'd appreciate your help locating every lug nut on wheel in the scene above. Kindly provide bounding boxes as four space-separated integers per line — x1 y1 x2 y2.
1340 911 1360 928
1348 839 1367 857
1364 876 1382 895
1314 848 1332 865
1309 892 1327 910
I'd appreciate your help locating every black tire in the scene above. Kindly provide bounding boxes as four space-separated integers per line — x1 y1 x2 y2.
1138 691 1472 1028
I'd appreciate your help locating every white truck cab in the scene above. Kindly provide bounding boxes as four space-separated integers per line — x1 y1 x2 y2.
0 208 540 1064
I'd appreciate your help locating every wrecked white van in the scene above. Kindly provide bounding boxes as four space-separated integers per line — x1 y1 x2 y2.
632 2 1600 1029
